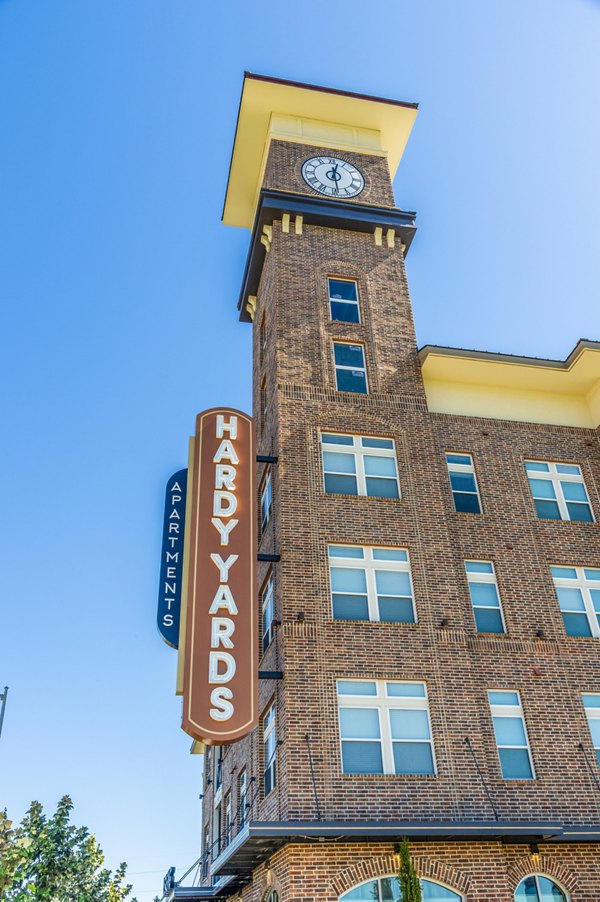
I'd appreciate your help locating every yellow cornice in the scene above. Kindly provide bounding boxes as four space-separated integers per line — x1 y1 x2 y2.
419 340 600 429
223 73 418 229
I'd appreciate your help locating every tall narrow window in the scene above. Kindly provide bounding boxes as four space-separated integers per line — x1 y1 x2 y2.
213 802 222 855
259 313 266 366
238 768 248 827
260 468 272 531
333 342 368 394
524 461 593 522
214 746 223 793
551 566 600 637
328 277 360 323
260 377 268 429
445 453 482 513
321 433 400 499
465 560 505 634
328 545 415 623
202 823 210 877
263 703 277 795
261 573 275 654
488 690 534 779
337 679 435 775
224 791 232 846
582 693 600 766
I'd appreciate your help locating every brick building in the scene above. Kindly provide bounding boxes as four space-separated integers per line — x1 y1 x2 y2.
168 74 600 901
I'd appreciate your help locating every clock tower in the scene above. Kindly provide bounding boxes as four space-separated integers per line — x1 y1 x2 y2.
177 72 600 902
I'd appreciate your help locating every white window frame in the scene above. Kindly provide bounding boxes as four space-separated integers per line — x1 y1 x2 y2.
328 545 416 623
213 801 222 855
333 341 368 393
328 277 360 323
524 460 594 522
214 745 223 799
445 452 482 513
202 822 210 876
465 560 506 634
224 791 232 845
514 875 569 901
339 876 464 902
321 433 400 498
551 565 600 638
488 690 535 780
238 768 247 827
263 703 277 795
261 573 275 654
336 679 436 776
582 693 600 766
260 468 272 531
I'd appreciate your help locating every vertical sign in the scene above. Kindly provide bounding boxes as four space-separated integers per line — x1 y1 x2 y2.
157 469 187 648
182 408 258 745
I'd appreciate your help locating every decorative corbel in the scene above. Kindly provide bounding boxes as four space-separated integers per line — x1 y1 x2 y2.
246 295 257 321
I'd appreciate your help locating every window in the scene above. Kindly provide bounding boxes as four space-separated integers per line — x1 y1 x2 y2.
524 461 593 522
224 791 232 845
333 342 368 394
259 313 266 366
340 876 462 901
213 802 222 855
260 377 268 428
445 453 482 513
329 277 360 323
202 823 210 877
337 679 435 776
321 433 400 499
260 468 272 531
238 768 248 827
263 703 277 795
488 690 534 779
328 545 415 623
214 746 223 793
582 694 600 766
261 573 275 654
514 876 567 901
551 565 600 637
465 560 505 634
264 893 279 902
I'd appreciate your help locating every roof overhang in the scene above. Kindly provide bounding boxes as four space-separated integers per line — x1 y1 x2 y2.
223 73 418 229
237 190 417 321
419 339 600 428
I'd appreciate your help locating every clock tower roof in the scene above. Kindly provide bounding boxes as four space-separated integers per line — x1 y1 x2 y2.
222 72 418 229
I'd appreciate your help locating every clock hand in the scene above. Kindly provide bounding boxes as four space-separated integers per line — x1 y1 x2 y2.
326 163 341 194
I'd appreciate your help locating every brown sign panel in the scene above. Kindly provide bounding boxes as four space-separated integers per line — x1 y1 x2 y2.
182 408 258 745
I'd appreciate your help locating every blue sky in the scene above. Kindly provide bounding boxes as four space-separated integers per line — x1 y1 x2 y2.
1 1 599 899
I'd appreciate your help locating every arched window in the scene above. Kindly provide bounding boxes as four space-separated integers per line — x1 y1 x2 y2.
514 875 568 901
339 876 462 901
264 891 279 902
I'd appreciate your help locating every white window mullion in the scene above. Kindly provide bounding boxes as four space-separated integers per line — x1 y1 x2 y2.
364 554 379 621
380 701 395 774
356 442 367 495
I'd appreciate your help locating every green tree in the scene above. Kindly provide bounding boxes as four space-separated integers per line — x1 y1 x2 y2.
397 837 422 902
0 796 137 901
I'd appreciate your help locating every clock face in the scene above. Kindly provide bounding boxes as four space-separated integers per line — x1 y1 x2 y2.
301 156 365 199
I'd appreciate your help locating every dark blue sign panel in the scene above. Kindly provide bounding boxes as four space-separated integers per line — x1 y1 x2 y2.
157 469 187 648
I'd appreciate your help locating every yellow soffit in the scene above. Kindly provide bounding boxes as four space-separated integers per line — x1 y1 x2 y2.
419 343 600 428
222 73 418 229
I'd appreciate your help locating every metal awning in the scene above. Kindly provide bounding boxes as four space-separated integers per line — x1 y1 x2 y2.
211 818 564 878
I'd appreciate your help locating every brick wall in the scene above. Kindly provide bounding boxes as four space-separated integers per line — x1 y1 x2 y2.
197 134 600 899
